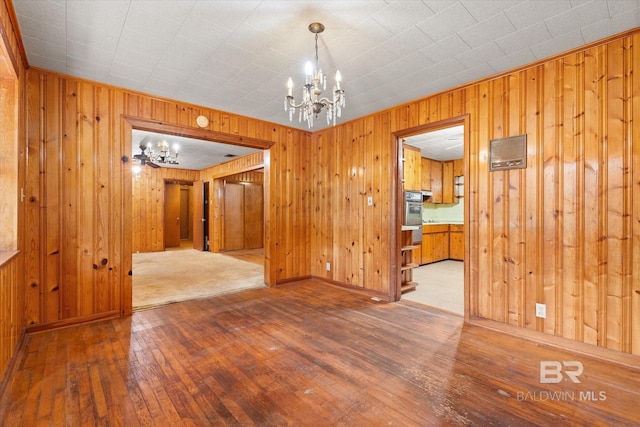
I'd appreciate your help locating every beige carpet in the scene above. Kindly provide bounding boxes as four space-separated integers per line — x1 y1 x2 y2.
132 249 265 310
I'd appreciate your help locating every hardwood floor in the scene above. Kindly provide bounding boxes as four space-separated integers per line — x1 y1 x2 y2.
1 280 638 426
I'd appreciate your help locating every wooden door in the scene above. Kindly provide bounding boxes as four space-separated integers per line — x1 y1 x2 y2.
433 232 450 262
179 188 190 239
421 157 431 190
453 158 464 177
244 183 263 249
449 226 464 261
402 145 421 191
430 160 443 203
223 182 245 250
421 234 433 264
442 160 454 203
193 180 205 250
164 183 181 248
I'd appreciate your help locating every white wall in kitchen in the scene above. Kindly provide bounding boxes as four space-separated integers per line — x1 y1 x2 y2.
423 199 463 223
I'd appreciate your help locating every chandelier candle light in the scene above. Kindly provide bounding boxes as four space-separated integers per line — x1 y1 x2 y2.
146 140 179 165
285 22 345 128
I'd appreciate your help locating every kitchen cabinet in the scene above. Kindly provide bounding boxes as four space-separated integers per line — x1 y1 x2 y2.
453 158 464 200
453 158 464 177
402 144 422 191
449 224 464 261
430 160 442 203
421 224 449 264
423 157 462 204
442 160 455 204
421 157 431 190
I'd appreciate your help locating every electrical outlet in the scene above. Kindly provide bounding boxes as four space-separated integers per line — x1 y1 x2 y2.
535 303 546 319
367 196 373 206
326 262 331 271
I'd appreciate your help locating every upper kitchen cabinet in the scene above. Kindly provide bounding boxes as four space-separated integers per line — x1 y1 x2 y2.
453 158 464 177
442 160 455 204
402 144 422 191
453 158 464 200
421 157 463 204
430 159 443 203
421 157 431 191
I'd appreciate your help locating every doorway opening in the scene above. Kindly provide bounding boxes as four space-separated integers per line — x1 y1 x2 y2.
400 120 466 316
129 128 268 310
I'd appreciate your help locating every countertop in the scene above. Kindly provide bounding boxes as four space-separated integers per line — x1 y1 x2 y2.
422 221 463 225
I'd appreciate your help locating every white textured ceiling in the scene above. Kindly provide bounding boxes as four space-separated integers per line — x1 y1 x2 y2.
12 0 640 168
132 129 259 170
404 125 465 161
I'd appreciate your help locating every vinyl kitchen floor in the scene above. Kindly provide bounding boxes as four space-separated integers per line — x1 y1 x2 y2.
403 260 464 316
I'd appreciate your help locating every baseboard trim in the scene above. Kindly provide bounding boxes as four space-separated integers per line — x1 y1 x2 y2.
308 276 393 301
25 310 121 334
0 328 27 399
469 316 640 369
275 275 312 286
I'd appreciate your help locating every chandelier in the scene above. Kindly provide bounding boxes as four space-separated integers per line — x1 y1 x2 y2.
284 22 345 128
137 140 180 166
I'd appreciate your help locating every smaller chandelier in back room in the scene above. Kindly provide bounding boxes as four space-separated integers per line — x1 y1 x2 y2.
145 140 180 165
284 22 345 129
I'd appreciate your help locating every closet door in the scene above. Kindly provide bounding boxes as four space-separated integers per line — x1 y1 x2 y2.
244 183 263 249
223 182 244 250
164 183 181 248
192 180 205 250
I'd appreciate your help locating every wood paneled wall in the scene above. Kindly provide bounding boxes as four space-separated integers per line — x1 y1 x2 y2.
199 152 265 254
312 31 640 355
132 167 199 253
200 151 264 179
22 68 312 328
224 171 264 184
11 0 640 372
0 0 26 386
132 153 265 254
0 254 20 383
311 115 395 295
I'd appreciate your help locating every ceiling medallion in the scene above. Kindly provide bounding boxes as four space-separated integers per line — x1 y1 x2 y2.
284 22 345 128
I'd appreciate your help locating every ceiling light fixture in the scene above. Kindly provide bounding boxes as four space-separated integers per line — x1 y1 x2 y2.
284 22 345 128
134 140 180 168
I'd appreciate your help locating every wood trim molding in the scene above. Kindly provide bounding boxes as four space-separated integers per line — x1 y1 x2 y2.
4 0 27 69
25 310 121 334
0 250 19 267
275 275 313 286
0 4 19 76
309 276 394 301
122 115 275 150
0 328 26 399
470 316 640 370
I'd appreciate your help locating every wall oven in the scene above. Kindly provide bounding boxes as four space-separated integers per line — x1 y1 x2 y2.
404 191 423 243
